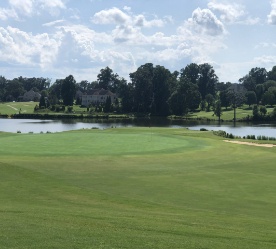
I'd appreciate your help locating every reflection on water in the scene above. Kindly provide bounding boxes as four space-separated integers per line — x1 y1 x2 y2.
0 117 276 137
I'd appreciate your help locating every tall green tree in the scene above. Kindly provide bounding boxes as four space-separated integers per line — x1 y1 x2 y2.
245 91 257 107
262 91 275 106
48 79 63 105
39 90 49 108
219 90 231 109
6 79 25 100
213 100 223 122
120 83 134 112
263 80 276 91
130 63 154 113
198 63 218 99
168 77 201 115
0 76 7 101
97 67 124 93
239 67 267 91
255 84 264 103
267 66 276 81
61 75 76 106
151 65 171 115
180 63 199 84
205 94 214 112
227 89 245 122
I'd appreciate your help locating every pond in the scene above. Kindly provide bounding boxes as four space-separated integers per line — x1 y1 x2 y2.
1 118 276 137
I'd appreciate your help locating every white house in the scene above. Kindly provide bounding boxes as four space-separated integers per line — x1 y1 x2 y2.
81 89 117 106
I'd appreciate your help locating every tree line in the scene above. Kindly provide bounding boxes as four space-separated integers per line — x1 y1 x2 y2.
1 63 276 118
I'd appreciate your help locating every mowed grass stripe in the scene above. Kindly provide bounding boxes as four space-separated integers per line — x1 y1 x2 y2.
0 128 275 248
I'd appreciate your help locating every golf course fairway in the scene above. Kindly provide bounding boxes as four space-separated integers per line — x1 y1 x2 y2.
0 127 275 249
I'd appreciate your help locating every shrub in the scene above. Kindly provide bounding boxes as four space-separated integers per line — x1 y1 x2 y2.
200 128 208 131
67 106 73 113
228 133 234 139
213 130 226 137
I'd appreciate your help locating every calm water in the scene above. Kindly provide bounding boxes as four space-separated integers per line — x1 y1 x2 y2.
1 118 276 137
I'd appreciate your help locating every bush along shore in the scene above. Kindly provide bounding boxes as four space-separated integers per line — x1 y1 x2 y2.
213 130 276 141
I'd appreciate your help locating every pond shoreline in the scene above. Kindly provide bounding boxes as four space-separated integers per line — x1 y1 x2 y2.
0 112 248 123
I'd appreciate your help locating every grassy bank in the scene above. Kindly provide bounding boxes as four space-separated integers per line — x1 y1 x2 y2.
0 128 275 248
1 101 275 121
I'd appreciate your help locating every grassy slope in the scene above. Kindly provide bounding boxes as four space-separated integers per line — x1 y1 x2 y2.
0 128 276 248
0 102 38 115
189 106 274 121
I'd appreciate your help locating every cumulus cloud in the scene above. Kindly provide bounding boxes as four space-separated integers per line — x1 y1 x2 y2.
0 4 229 82
38 0 66 9
186 8 225 36
0 0 66 20
92 7 167 45
92 7 130 25
0 7 18 20
9 0 33 16
134 15 164 28
0 26 62 69
92 7 166 28
208 1 245 23
268 0 276 24
176 8 227 64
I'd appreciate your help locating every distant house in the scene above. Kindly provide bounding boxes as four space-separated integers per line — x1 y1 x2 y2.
81 89 116 107
22 90 41 102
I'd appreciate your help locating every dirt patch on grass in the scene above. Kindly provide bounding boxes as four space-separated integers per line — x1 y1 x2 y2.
224 140 276 148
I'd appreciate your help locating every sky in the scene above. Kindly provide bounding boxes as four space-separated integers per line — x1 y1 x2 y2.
0 0 275 84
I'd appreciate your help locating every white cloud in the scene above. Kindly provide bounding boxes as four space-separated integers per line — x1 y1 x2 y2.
38 0 66 9
92 7 167 28
208 1 245 23
176 8 227 65
92 7 130 25
0 7 18 20
0 26 61 69
134 15 164 28
9 0 33 16
1 0 67 20
238 17 260 25
254 55 276 65
208 1 260 25
268 0 276 24
186 8 226 36
123 6 131 13
43 19 65 27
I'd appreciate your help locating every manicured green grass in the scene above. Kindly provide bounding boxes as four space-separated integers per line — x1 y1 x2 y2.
0 128 276 248
189 106 274 121
0 102 38 115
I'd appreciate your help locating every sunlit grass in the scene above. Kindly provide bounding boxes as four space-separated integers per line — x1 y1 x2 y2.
0 128 275 248
0 102 38 115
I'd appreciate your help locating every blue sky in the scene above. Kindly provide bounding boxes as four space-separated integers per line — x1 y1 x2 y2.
0 0 275 84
